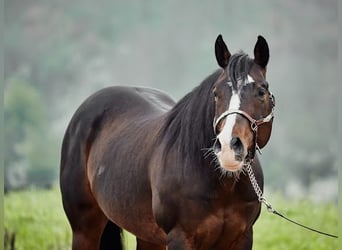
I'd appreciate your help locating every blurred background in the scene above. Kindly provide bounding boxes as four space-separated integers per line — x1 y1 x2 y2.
4 0 338 201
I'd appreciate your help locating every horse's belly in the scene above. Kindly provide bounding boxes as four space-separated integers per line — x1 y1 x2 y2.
119 215 167 245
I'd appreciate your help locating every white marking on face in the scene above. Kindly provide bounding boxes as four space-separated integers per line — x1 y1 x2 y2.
215 74 254 172
247 74 254 84
216 89 243 171
217 90 240 147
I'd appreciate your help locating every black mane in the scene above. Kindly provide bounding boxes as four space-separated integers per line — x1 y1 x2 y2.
160 52 253 168
227 51 253 90
160 70 221 167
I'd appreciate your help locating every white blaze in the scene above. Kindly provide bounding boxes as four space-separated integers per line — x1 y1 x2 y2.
217 91 240 147
215 75 254 171
247 75 254 84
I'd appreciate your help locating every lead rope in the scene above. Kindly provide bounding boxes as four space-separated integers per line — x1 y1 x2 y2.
244 161 338 239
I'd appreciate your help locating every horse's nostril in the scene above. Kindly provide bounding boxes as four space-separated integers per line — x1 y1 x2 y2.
231 137 244 162
213 139 222 153
235 154 243 162
230 137 243 152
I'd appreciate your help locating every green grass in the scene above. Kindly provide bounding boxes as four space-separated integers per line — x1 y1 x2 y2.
253 196 338 250
4 187 71 250
4 187 338 249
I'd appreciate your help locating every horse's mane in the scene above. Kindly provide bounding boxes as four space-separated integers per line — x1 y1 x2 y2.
160 52 253 168
160 69 221 167
227 51 254 90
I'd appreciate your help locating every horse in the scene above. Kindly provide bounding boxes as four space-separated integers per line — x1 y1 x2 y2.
60 34 275 250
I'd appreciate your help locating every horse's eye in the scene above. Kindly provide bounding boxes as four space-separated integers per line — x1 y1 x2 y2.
258 88 266 98
213 88 218 98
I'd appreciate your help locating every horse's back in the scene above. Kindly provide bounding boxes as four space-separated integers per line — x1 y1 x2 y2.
62 86 174 152
71 86 174 125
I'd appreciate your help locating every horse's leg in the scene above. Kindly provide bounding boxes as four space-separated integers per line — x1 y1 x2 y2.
61 154 109 249
63 188 123 250
67 202 108 250
61 123 116 249
62 174 123 249
136 238 166 250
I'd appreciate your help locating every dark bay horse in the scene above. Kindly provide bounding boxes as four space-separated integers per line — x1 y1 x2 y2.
60 34 274 249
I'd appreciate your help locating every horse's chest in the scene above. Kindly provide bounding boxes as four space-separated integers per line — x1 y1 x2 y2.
176 201 259 249
213 201 260 248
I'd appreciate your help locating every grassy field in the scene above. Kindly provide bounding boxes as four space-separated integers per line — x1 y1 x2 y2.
4 187 338 250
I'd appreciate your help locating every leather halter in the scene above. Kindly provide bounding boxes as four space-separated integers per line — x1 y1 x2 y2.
213 100 275 135
213 84 275 160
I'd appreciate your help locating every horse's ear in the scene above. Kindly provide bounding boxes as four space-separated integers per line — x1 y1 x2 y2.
215 34 231 68
254 35 269 69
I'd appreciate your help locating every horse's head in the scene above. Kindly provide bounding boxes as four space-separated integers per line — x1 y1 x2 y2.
212 35 275 173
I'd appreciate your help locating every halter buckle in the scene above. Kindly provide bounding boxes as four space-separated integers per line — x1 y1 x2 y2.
250 121 258 132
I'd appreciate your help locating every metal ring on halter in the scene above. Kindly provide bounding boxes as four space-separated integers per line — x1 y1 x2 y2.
250 121 258 132
259 197 275 213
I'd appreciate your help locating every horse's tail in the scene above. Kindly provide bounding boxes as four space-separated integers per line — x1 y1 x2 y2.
100 221 123 250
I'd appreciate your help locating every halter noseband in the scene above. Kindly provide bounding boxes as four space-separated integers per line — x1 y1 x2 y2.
213 86 275 160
